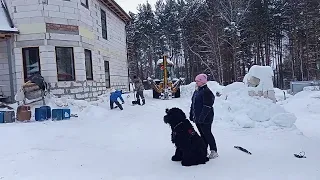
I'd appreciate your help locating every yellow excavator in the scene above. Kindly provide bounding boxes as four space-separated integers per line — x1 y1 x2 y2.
147 54 185 99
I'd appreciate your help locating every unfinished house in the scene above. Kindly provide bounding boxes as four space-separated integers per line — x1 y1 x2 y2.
0 0 130 102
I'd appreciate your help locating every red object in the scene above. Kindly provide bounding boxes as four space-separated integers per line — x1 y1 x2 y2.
160 65 164 70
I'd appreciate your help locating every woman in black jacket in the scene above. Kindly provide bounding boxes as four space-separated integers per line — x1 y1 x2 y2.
190 74 218 159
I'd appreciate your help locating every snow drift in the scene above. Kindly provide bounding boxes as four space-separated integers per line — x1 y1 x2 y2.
180 81 296 129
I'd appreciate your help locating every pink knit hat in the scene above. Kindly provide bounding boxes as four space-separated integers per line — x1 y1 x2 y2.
195 74 208 84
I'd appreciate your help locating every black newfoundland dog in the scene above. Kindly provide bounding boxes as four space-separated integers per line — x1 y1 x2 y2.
164 107 209 166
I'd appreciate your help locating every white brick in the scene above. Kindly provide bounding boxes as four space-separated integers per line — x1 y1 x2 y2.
13 11 43 18
76 75 86 81
74 63 85 70
12 0 39 6
51 89 64 94
41 70 57 78
72 82 83 87
44 5 60 12
60 7 75 13
48 11 65 18
75 93 84 99
93 92 98 97
40 65 56 71
45 76 58 83
39 52 55 58
17 34 46 41
57 81 72 88
39 45 55 52
15 5 42 12
65 13 78 20
49 34 80 41
63 1 78 8
48 0 63 6
15 59 23 66
45 17 68 24
75 70 86 76
71 87 83 94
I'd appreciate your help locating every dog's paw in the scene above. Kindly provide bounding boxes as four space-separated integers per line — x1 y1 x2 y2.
181 160 193 166
171 155 182 162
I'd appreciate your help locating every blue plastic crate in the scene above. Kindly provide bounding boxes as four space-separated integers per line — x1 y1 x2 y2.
0 112 4 123
35 108 47 121
62 109 70 119
40 106 51 119
52 109 63 120
0 111 15 123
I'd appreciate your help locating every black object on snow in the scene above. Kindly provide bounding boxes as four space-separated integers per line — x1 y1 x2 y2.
294 151 306 158
234 146 252 155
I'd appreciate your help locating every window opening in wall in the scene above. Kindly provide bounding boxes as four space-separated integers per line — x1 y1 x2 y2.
55 47 75 81
104 61 110 88
84 49 93 80
22 47 41 82
81 0 89 8
101 9 107 40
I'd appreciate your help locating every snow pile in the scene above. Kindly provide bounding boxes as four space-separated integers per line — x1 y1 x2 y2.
303 85 320 91
274 88 292 101
281 90 320 115
281 90 320 138
215 84 296 128
180 81 223 97
244 65 274 91
180 80 296 129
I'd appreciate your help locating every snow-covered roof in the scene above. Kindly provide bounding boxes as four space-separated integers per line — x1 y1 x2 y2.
156 58 174 66
0 0 18 33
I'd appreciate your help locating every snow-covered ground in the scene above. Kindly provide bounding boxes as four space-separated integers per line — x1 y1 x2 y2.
0 82 320 180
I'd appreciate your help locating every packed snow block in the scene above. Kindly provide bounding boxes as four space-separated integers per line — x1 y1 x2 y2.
0 111 15 123
235 113 255 128
270 113 297 128
244 65 276 103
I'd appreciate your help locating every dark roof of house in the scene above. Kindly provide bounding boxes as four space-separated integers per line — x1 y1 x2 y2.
100 0 131 23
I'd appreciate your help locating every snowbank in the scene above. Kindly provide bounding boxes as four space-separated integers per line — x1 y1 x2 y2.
246 65 274 91
180 81 224 98
303 86 320 91
274 88 292 101
180 81 297 129
216 84 296 128
281 90 320 138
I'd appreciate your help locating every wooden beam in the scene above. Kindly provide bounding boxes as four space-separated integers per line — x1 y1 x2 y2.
0 33 12 39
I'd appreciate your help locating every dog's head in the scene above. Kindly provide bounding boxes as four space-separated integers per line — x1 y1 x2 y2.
164 107 187 128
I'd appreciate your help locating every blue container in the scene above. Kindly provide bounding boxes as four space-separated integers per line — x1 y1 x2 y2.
52 109 63 120
0 112 4 123
35 108 47 121
40 106 51 119
62 109 71 119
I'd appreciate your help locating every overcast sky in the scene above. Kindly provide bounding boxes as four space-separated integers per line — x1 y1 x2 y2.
114 0 158 14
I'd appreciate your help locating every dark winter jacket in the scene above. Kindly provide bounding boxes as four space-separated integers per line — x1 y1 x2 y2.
189 85 215 124
110 90 124 102
133 77 144 91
